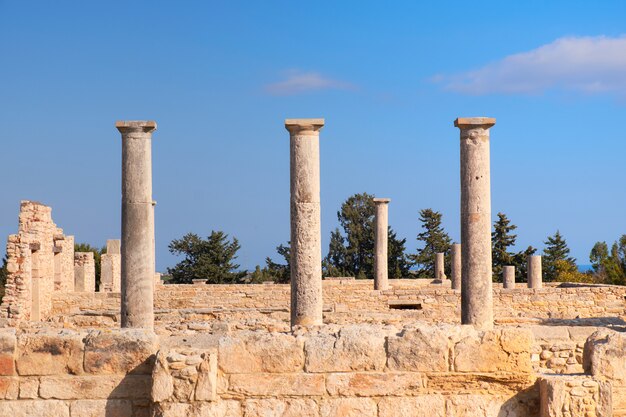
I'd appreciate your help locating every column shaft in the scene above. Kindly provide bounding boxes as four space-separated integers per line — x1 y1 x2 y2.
286 119 324 327
528 255 543 289
117 120 156 330
503 265 516 289
451 243 462 290
373 198 390 290
435 253 446 281
456 117 496 330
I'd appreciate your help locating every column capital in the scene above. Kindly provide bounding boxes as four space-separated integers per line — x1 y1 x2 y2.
454 117 495 129
373 198 391 204
116 120 157 134
285 118 324 135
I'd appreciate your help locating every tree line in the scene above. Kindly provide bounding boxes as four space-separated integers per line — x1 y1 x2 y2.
166 192 626 285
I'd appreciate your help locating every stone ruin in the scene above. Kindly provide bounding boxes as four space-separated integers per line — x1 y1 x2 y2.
0 118 624 417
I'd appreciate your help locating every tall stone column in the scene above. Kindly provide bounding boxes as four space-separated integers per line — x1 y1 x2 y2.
503 266 516 289
435 253 447 281
116 120 157 330
451 243 462 290
285 119 324 327
528 255 543 289
455 117 496 330
373 198 390 290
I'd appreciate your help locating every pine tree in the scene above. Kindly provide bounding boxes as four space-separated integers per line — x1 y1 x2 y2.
323 193 409 279
167 231 243 284
543 230 576 281
491 212 518 281
264 242 291 283
388 229 411 278
410 209 452 278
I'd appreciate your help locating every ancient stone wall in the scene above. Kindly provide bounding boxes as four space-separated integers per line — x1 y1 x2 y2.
50 280 626 323
0 325 543 417
74 252 95 293
100 240 121 292
0 201 75 322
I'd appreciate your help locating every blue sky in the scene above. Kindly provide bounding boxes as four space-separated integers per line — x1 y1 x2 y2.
1 1 625 271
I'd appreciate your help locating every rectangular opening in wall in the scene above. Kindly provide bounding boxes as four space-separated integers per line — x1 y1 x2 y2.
389 302 422 310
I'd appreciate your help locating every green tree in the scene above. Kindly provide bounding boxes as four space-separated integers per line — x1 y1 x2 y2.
491 212 518 281
589 236 626 285
0 256 7 303
543 231 576 281
323 193 409 279
167 231 243 284
74 243 106 291
410 208 452 278
263 242 291 284
388 229 411 278
513 245 537 283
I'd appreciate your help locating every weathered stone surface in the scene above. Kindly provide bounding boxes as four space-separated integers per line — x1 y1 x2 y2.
454 329 532 373
378 395 446 417
39 375 150 399
387 326 449 372
0 376 19 399
539 375 610 417
455 117 495 330
195 352 218 401
152 351 174 402
584 329 626 383
84 329 157 374
326 372 425 397
0 329 16 375
373 198 390 291
18 376 39 399
320 398 377 417
0 400 69 417
229 373 325 396
451 244 461 290
244 399 319 417
69 400 132 417
16 331 84 375
304 325 386 372
218 331 304 373
153 400 242 417
117 120 157 330
286 119 324 327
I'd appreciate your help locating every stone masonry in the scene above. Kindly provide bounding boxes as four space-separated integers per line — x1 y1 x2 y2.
373 198 390 291
73 252 95 293
100 239 121 292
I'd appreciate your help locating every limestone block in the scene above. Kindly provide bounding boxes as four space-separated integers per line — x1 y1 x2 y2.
320 398 377 417
453 328 532 373
18 376 39 399
218 331 304 373
107 239 122 254
538 375 611 417
69 400 133 417
152 348 218 403
74 251 96 292
0 376 19 399
445 395 506 417
228 373 325 396
378 396 446 417
244 399 319 417
84 329 157 375
584 329 626 383
304 325 386 372
39 375 150 399
326 372 425 397
16 331 84 375
0 329 16 375
152 400 242 417
386 326 449 372
0 400 70 417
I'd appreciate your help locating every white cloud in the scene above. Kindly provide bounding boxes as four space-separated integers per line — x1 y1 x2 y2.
436 36 626 96
265 70 354 95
